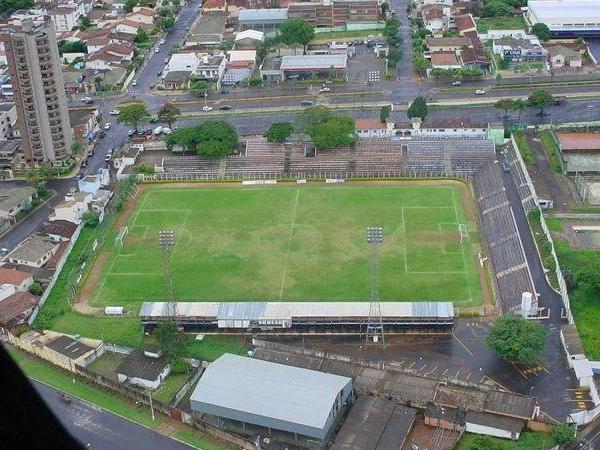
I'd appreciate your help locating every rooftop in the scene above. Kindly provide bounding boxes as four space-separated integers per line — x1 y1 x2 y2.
238 8 288 23
356 118 388 130
562 324 585 356
455 14 476 32
116 348 170 381
0 267 31 286
426 36 470 47
6 235 57 264
46 335 95 359
557 132 600 151
466 410 524 433
331 396 416 450
430 51 460 66
0 291 37 325
235 29 264 42
68 108 95 127
190 353 351 430
547 45 582 60
0 187 34 213
281 54 347 70
529 0 600 22
39 220 78 239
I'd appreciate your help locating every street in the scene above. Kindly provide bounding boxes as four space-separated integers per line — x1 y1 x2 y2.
32 380 197 450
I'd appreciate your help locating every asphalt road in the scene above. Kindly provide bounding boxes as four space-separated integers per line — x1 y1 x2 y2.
32 380 196 450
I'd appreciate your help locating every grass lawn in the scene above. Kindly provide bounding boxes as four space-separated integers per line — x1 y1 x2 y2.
312 29 382 43
183 335 248 361
173 431 227 450
538 130 563 173
89 185 483 307
456 431 555 450
52 313 145 348
153 373 190 404
87 351 126 380
514 131 536 164
476 15 526 33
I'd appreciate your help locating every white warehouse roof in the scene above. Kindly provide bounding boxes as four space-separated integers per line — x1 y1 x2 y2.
190 354 352 438
281 54 347 70
528 1 600 27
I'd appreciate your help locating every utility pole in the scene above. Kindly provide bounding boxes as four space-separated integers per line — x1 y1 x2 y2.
158 230 177 319
365 226 385 347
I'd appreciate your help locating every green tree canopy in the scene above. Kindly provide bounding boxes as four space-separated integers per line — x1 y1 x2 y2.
527 89 554 115
57 40 87 55
278 18 315 54
28 281 43 296
159 15 175 31
494 98 514 117
531 22 551 42
155 321 182 360
134 27 149 44
166 121 238 157
264 122 294 143
0 0 33 14
307 115 357 150
553 422 576 446
407 96 428 120
482 1 512 17
117 102 150 132
189 79 210 97
157 102 180 128
123 0 137 12
82 211 100 227
380 105 392 123
485 315 546 365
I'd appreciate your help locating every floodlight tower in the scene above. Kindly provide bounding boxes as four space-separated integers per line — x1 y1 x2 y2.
158 230 177 319
365 226 385 347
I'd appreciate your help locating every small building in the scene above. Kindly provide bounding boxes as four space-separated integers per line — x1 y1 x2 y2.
39 220 79 242
555 132 600 173
116 347 171 389
280 54 347 81
0 291 38 330
77 169 110 194
49 191 92 224
426 36 470 52
455 14 477 36
45 334 99 369
430 51 462 70
356 118 395 138
69 107 99 143
238 8 288 34
492 36 545 64
163 71 193 90
422 5 448 33
547 45 583 68
527 0 600 37
0 267 33 291
234 29 264 49
5 234 59 268
465 411 524 440
0 186 35 227
424 404 466 431
330 396 416 450
195 54 227 81
190 353 353 441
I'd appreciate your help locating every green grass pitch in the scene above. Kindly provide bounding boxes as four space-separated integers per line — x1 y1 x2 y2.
90 185 483 307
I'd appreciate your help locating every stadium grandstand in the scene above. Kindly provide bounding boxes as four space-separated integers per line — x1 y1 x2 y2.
139 301 455 333
473 162 537 314
504 143 538 211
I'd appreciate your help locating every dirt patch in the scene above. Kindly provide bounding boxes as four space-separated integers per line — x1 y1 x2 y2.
73 250 109 315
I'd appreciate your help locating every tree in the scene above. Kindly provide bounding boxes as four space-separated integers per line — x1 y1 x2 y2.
71 139 84 155
82 211 100 227
387 48 403 66
134 27 149 44
0 0 33 14
482 1 512 17
264 122 294 143
159 15 175 31
511 98 526 124
36 181 48 199
189 79 210 97
278 18 315 54
123 0 137 12
307 115 357 150
39 164 55 180
553 422 576 446
380 105 392 123
531 23 551 42
575 259 600 293
116 102 150 132
167 121 238 157
407 96 428 120
494 98 514 117
157 102 180 128
197 140 232 157
527 90 554 115
78 16 92 31
485 315 546 365
155 321 182 360
412 54 430 73
57 40 87 55
466 435 501 450
28 281 43 296
25 169 39 186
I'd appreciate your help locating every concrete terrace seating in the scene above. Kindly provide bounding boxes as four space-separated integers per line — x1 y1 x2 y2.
505 143 537 211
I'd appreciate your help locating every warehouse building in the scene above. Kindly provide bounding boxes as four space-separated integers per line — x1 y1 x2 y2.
527 0 600 37
190 353 353 441
139 301 455 333
555 132 600 173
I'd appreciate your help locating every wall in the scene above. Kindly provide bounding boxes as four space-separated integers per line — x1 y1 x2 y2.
465 422 516 439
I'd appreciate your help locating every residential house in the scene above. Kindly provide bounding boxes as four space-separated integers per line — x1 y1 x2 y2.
422 5 450 33
547 45 583 68
49 191 92 224
5 234 59 268
196 54 227 81
0 291 38 330
42 334 101 369
163 71 193 90
86 43 134 70
356 118 395 138
0 187 35 228
493 36 546 64
125 7 155 25
0 283 17 302
222 50 256 84
430 51 462 70
454 14 476 36
116 347 171 389
39 220 79 242
114 19 143 35
90 189 112 218
77 168 109 193
86 36 111 53
69 108 99 143
108 31 136 47
0 103 16 140
426 36 470 52
234 29 264 50
0 267 34 292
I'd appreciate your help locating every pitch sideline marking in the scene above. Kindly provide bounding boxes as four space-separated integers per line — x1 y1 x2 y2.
279 189 301 300
400 207 408 273
450 188 474 303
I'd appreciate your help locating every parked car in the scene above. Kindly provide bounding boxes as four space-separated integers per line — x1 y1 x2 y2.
219 105 231 110
474 89 486 95
127 129 135 136
301 100 314 106
451 80 462 86
163 127 172 134
202 105 213 112
109 109 119 115
132 80 137 86
153 126 163 135
159 38 166 45
87 149 93 157
104 154 112 162
99 131 106 138
554 96 567 106
319 87 331 93
104 122 111 130
58 393 72 404
154 47 160 53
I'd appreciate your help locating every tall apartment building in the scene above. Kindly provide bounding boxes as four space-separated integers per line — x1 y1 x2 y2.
1 12 73 165
288 0 380 29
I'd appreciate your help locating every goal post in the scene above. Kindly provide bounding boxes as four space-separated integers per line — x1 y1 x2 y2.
459 224 469 243
115 226 128 247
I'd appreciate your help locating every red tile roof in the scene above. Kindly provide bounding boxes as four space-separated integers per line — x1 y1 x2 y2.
356 118 388 130
0 267 31 286
456 14 476 32
557 133 600 152
424 7 444 21
0 291 38 325
431 51 460 66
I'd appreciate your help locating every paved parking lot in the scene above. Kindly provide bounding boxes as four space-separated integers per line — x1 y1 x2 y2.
347 44 387 84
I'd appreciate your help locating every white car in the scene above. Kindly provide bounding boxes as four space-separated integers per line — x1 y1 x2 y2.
319 87 331 93
474 89 486 95
104 154 112 162
159 38 166 45
154 47 160 53
104 123 111 130
202 106 213 112
109 109 120 115
163 128 172 134
163 57 169 64
132 80 137 86
127 129 135 136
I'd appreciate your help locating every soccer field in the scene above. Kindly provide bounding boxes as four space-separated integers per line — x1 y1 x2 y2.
89 184 483 307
